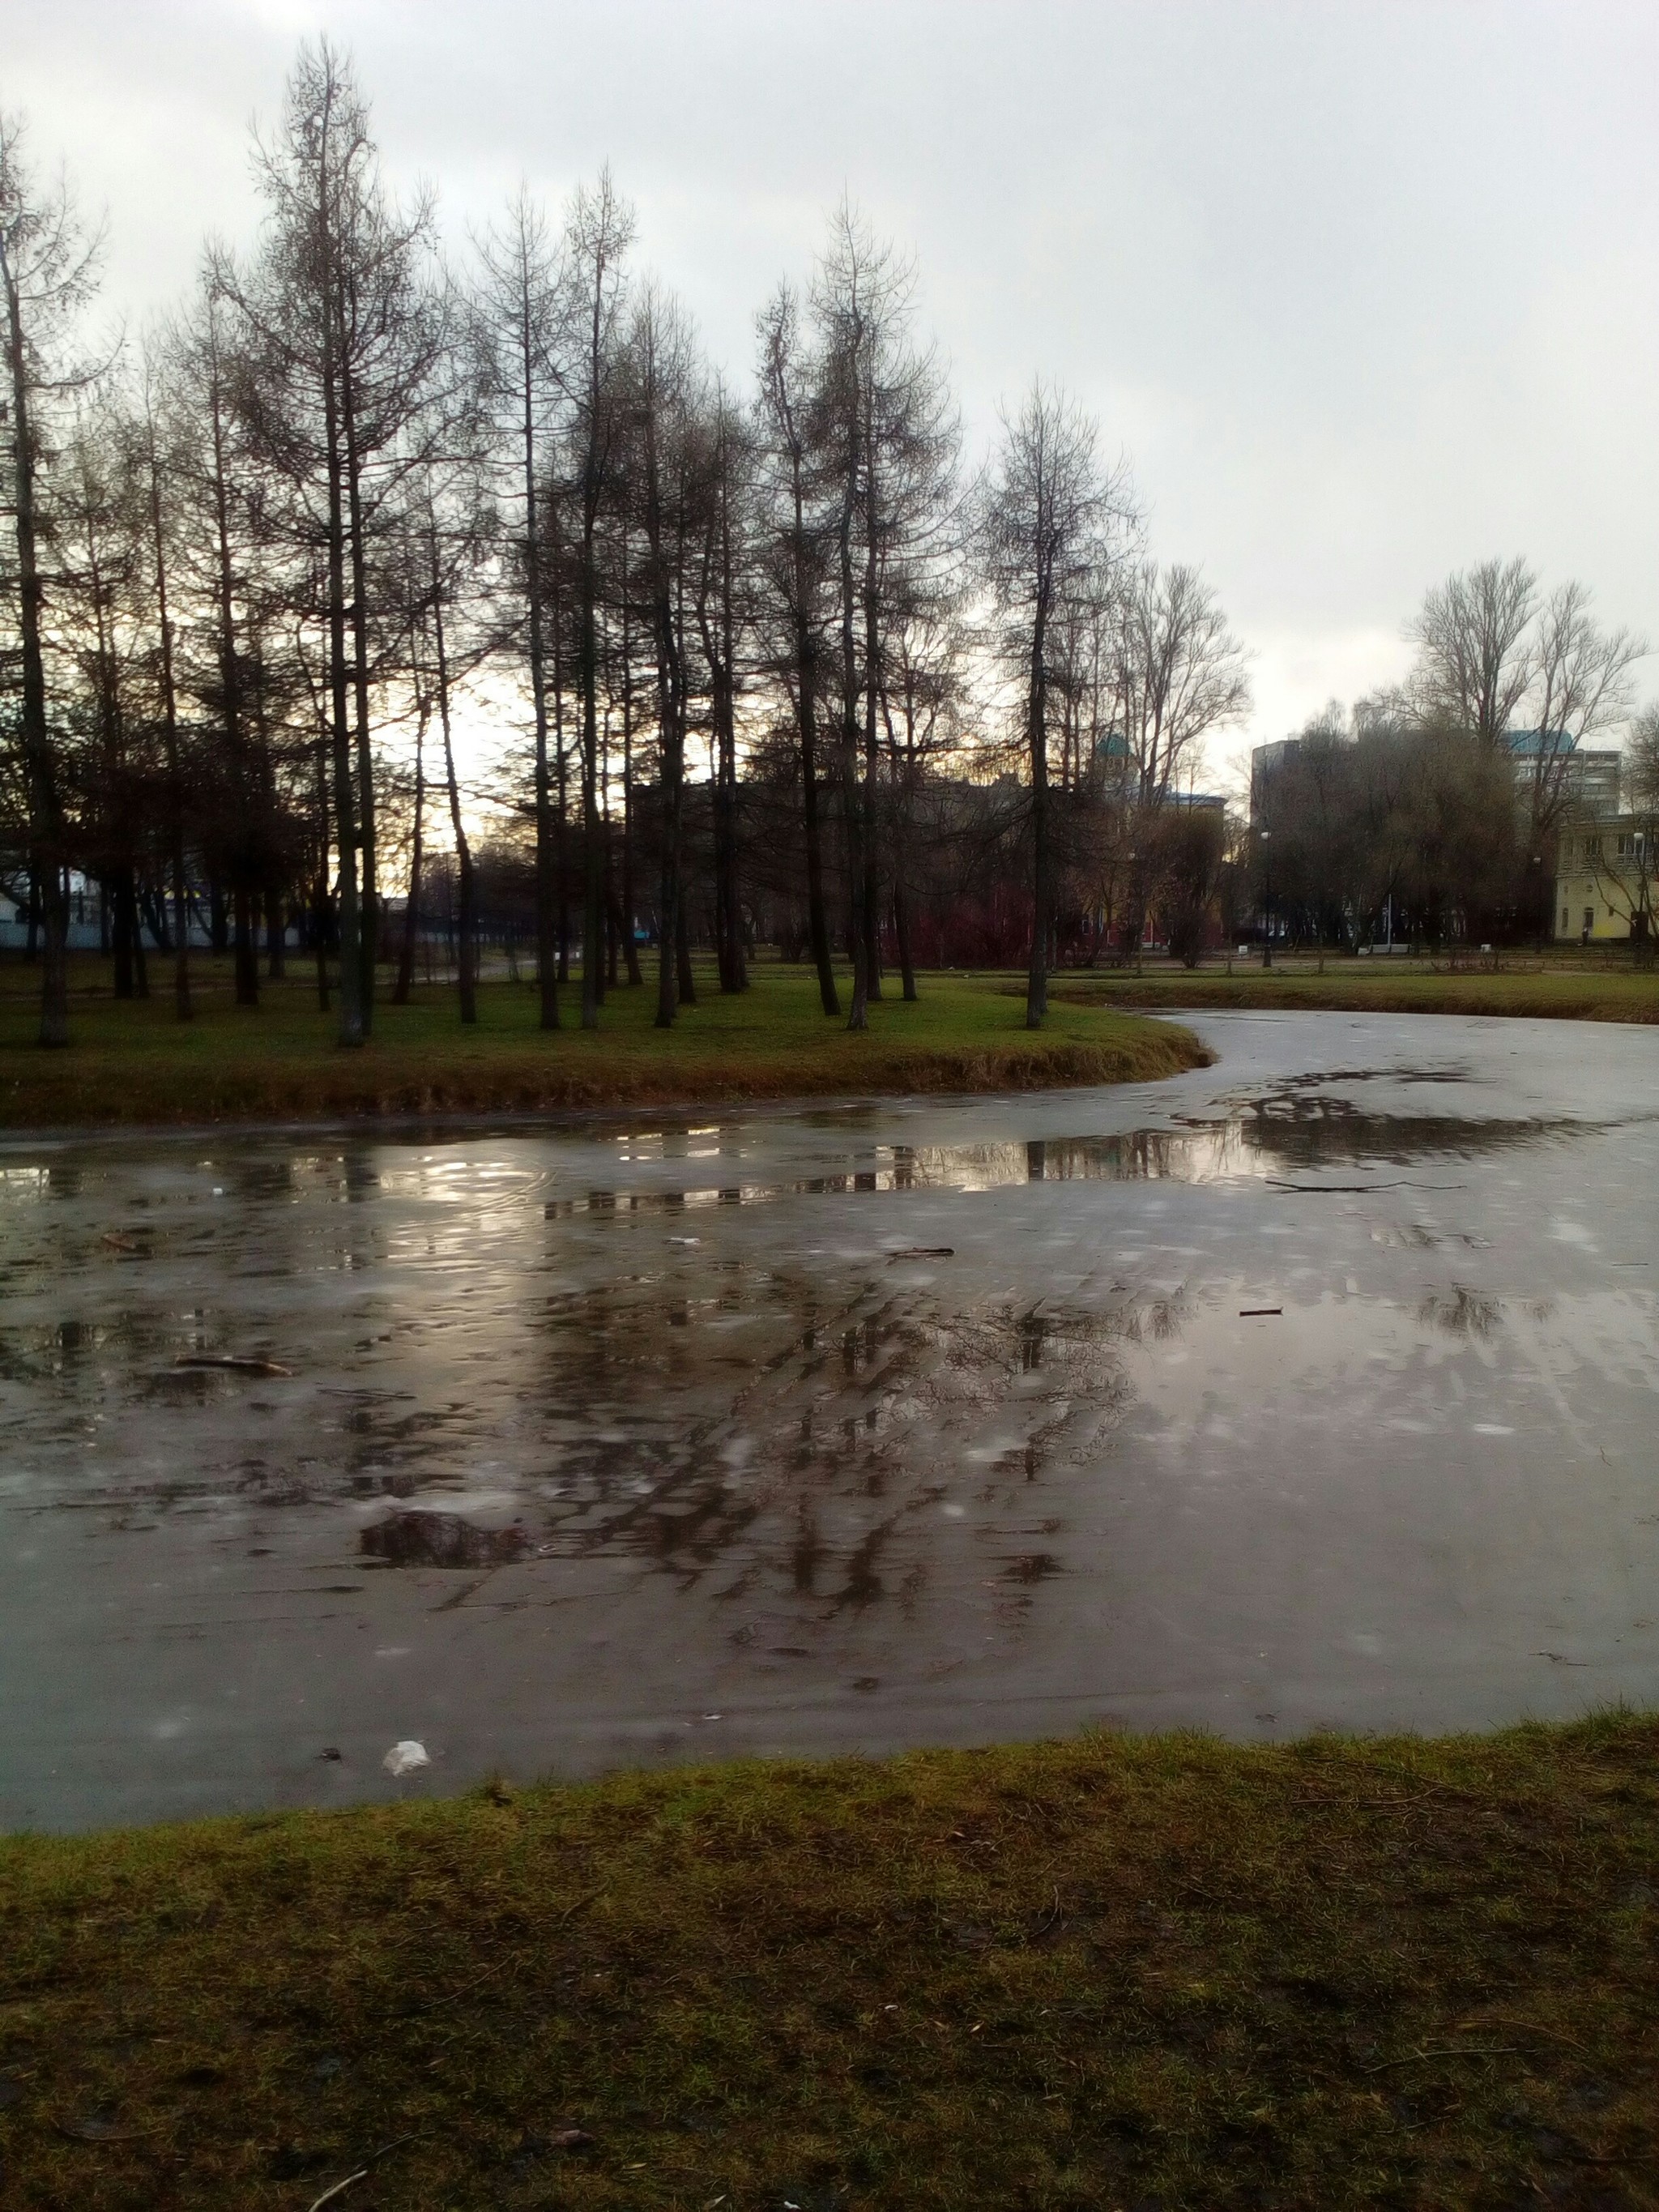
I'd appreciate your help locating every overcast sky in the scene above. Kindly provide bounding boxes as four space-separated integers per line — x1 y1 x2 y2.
11 0 1658 789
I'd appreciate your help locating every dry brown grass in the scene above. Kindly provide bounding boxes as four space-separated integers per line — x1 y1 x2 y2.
1052 958 1659 1026
3 1715 1657 2209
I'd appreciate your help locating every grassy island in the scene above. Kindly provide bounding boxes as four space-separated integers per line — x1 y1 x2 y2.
0 961 1207 1131
6 950 1658 1136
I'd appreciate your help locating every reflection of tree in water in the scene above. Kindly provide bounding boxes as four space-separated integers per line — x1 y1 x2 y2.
525 1270 1174 1624
892 1131 1247 1187
1418 1287 1502 1337
1239 1100 1573 1172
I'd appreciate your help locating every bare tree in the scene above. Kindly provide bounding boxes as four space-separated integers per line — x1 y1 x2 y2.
0 113 104 1046
1115 562 1251 808
136 340 191 1018
978 380 1131 1027
223 40 449 1044
877 588 965 998
417 472 484 1021
172 268 282 1009
811 203 959 1028
556 168 634 1031
693 375 751 993
391 586 429 1007
1520 581 1645 844
475 189 564 1028
1256 704 1354 968
625 284 703 1029
1406 559 1645 930
754 284 838 1014
58 395 152 1001
1407 556 1537 745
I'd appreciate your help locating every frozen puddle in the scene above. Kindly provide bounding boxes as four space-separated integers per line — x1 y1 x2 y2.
2 1010 1658 1828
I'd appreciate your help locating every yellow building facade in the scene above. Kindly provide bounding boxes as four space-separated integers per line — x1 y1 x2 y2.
1553 819 1652 942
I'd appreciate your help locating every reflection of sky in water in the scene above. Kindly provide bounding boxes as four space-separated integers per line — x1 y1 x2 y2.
4 1010 1659 1827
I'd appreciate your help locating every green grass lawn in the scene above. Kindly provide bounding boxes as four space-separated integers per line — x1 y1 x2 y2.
0 959 1204 1129
2 1718 1656 2210
6 950 1657 1131
1055 953 1659 1025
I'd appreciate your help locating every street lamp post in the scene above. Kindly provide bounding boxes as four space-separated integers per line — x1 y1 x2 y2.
1260 829 1273 970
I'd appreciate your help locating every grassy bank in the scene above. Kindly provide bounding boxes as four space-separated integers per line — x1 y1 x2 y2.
2 1719 1656 2210
1054 955 1659 1026
0 961 1204 1130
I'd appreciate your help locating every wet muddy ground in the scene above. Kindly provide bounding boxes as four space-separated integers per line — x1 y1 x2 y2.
3 1011 1657 1830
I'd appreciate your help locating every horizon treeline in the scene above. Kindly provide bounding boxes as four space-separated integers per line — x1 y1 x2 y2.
1256 562 1653 962
0 38 1256 1047
0 45 1648 1051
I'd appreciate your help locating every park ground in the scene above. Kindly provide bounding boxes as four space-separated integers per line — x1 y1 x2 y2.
2 1717 1657 2209
3 946 1659 1129
0 957 1204 1128
6 954 1658 2207
1055 946 1659 1026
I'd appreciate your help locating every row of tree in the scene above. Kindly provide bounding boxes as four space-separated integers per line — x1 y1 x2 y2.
0 41 1256 1049
1253 558 1648 959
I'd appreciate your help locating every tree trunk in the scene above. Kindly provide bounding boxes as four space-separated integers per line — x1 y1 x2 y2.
861 736 882 1001
146 409 192 1021
429 536 477 1026
595 696 610 1008
578 515 603 1031
676 899 697 1006
618 557 643 988
312 737 332 1013
140 881 171 953
799 659 838 1014
37 865 68 1044
894 878 917 1001
864 828 883 997
655 745 680 1030
343 353 377 1036
112 870 137 1000
706 445 747 995
233 887 259 1006
393 668 425 1008
605 832 619 989
653 649 683 1031
1026 600 1051 1029
620 593 642 988
130 878 150 999
266 891 286 979
785 433 838 1015
554 593 571 989
2 246 70 1045
320 208 363 1048
861 396 883 1004
521 318 560 1031
838 476 868 1031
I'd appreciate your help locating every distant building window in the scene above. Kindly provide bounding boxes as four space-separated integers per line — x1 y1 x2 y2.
1561 907 1569 931
1618 831 1644 859
1584 835 1602 859
1584 907 1596 933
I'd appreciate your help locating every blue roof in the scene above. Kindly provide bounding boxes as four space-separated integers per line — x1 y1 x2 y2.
1504 728 1576 758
